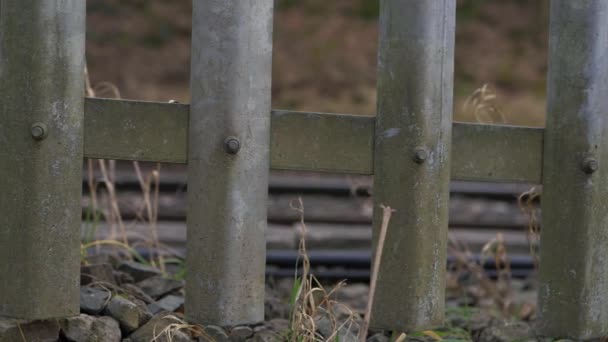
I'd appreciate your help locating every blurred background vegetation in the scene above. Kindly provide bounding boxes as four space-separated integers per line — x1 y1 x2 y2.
86 0 549 127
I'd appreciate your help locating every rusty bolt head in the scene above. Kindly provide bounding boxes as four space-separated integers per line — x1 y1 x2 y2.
413 147 428 164
224 136 241 154
582 158 599 174
30 123 48 140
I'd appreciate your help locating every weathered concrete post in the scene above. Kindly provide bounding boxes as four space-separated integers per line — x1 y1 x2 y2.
538 1 608 339
371 0 456 331
0 1 86 318
186 0 274 325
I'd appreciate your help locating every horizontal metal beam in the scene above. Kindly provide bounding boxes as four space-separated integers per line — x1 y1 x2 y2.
84 98 189 163
84 98 543 183
452 122 543 183
270 110 375 174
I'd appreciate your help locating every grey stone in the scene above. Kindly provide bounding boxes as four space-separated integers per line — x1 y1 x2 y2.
147 330 190 342
118 261 162 282
203 325 229 341
92 316 122 342
81 263 117 286
60 314 121 342
251 328 281 342
468 311 493 334
476 319 534 342
104 295 150 333
229 326 253 341
335 284 369 311
264 319 289 335
315 316 335 338
315 316 357 342
130 312 190 342
337 329 358 342
60 314 95 341
136 275 184 299
367 333 389 342
80 286 111 315
122 283 155 304
148 304 163 316
130 296 153 325
0 318 59 342
84 254 113 265
148 294 185 315
253 325 266 333
264 287 289 320
333 303 359 322
114 270 135 285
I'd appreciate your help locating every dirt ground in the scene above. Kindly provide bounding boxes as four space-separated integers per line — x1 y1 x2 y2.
86 0 549 127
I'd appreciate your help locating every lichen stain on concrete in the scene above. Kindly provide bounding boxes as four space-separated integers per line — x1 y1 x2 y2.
51 101 65 122
228 188 247 233
379 127 401 140
50 159 62 177
39 194 53 221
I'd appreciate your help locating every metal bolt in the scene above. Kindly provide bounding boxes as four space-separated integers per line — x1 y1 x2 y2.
413 147 428 164
30 123 48 141
582 158 599 174
224 136 240 154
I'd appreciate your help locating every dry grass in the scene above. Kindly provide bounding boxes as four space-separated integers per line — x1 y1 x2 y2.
16 323 26 342
517 187 541 268
288 197 357 342
448 231 537 321
132 162 165 272
151 315 211 342
359 204 395 342
448 235 513 315
83 65 169 271
463 84 506 125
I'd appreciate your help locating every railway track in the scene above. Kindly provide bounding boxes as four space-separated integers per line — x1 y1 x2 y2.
83 161 540 279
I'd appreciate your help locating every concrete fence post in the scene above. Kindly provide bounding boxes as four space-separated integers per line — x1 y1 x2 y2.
186 0 274 326
538 0 608 339
371 0 456 331
0 1 86 319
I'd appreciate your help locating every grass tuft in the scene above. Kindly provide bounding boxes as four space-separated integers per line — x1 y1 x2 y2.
517 187 541 268
152 315 210 342
463 84 506 124
83 64 171 272
287 197 357 342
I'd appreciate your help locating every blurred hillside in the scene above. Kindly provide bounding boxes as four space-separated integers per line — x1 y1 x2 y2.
86 0 549 127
